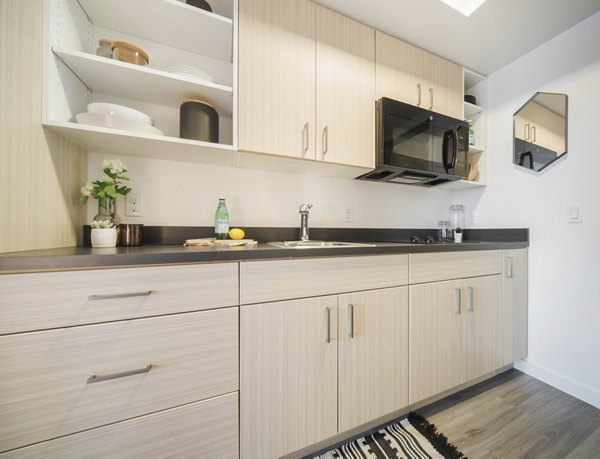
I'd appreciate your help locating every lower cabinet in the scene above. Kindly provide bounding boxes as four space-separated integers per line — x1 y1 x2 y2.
240 287 409 458
409 275 503 404
2 393 239 459
502 248 529 365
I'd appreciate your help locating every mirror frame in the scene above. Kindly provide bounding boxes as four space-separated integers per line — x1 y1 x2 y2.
513 92 568 173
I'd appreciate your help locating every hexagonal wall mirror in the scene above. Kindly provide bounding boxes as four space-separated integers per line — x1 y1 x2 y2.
513 92 568 172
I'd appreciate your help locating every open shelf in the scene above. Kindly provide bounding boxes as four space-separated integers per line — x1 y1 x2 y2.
464 101 485 118
43 120 235 166
53 48 233 115
77 0 233 62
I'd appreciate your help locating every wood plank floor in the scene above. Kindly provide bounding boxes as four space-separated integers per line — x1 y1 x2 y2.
418 369 600 458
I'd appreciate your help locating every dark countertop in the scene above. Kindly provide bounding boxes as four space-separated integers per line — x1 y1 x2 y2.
0 238 529 274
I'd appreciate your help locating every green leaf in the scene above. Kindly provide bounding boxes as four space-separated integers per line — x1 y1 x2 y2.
80 195 89 205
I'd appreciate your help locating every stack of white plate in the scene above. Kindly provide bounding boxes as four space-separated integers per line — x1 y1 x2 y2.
76 103 163 136
166 65 216 84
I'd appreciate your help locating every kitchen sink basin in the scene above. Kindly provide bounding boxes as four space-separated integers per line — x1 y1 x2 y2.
268 240 376 249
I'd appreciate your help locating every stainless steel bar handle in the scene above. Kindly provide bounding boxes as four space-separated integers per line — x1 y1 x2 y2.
348 304 354 338
417 83 422 106
87 364 152 384
325 307 331 343
467 287 474 312
507 256 514 278
455 288 461 314
322 126 328 155
531 125 536 142
429 87 434 110
302 122 309 154
87 291 152 301
525 123 530 140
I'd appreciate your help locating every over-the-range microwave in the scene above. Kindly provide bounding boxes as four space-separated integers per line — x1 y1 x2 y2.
357 97 469 186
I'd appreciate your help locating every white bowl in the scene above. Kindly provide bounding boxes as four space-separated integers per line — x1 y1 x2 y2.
76 112 164 136
87 103 153 126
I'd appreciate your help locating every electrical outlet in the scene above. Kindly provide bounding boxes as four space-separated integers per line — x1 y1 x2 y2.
344 207 353 223
470 211 477 225
126 193 143 217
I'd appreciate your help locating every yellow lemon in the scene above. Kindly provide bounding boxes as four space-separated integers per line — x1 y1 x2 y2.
229 228 245 240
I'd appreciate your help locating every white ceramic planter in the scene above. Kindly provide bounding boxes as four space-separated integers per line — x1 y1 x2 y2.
454 232 463 243
91 228 117 248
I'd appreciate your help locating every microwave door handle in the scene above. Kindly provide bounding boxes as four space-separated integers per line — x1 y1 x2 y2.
451 128 458 169
442 129 456 170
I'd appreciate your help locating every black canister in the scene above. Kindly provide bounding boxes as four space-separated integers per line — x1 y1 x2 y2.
180 100 219 143
185 0 212 12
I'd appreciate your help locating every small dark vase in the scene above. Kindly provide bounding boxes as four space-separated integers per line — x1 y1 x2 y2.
186 0 212 12
180 100 219 143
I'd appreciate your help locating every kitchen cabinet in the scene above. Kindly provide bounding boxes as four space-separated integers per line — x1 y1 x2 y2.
375 31 462 120
240 296 339 458
238 0 376 168
315 6 375 168
42 0 235 164
338 287 409 432
408 251 504 404
238 0 316 159
0 263 240 456
240 255 409 458
409 275 503 404
502 249 529 365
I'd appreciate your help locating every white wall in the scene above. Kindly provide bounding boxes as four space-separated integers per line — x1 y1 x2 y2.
455 12 600 408
86 153 453 229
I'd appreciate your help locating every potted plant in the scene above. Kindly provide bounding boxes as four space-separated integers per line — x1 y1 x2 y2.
90 220 118 248
80 159 132 226
454 227 463 243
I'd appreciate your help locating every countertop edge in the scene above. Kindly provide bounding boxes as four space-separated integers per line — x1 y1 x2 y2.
0 241 529 274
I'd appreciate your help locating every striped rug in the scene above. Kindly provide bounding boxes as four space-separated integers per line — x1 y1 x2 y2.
310 412 464 459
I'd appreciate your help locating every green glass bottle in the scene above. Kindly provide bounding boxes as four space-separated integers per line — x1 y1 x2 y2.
215 198 229 239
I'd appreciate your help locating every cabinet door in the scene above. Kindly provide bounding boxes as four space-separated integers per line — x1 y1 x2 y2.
238 0 316 159
240 296 338 458
514 103 531 141
423 52 463 119
503 249 528 365
375 31 423 107
338 287 409 432
316 7 375 168
409 280 464 404
462 275 504 381
529 101 565 152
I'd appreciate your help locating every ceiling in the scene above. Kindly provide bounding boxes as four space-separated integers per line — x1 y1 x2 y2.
313 0 600 75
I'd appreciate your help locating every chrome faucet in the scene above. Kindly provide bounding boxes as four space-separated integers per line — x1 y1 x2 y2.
299 204 313 241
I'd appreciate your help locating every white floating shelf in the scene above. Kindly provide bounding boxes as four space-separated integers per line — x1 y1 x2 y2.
438 179 486 191
464 101 485 118
43 120 235 166
53 48 233 115
77 0 233 62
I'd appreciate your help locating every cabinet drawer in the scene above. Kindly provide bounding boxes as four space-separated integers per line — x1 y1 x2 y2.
0 263 238 334
0 308 238 452
2 392 239 459
240 255 408 305
409 250 503 284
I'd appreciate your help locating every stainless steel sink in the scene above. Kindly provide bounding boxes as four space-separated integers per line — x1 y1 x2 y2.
268 240 376 249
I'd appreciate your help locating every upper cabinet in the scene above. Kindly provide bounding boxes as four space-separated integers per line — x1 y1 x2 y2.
42 0 235 163
315 7 375 168
238 0 375 168
375 31 462 120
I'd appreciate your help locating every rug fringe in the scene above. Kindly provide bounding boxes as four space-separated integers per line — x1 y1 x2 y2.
408 412 465 459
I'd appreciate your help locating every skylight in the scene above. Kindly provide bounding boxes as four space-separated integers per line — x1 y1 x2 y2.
438 0 487 16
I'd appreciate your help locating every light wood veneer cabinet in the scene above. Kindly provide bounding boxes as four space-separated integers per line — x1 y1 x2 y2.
502 248 528 365
375 31 463 120
0 263 240 457
238 0 376 168
239 256 409 458
514 102 565 153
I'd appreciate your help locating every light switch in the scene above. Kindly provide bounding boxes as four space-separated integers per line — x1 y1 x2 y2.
567 203 583 223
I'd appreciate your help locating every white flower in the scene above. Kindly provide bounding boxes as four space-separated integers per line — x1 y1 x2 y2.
102 158 127 175
80 183 93 196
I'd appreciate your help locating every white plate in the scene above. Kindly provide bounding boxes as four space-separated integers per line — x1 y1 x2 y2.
87 103 154 126
76 112 164 136
167 65 216 83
